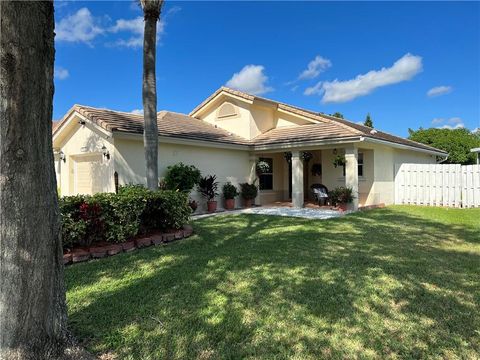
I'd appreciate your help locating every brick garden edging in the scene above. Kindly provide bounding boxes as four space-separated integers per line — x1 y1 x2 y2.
63 224 194 265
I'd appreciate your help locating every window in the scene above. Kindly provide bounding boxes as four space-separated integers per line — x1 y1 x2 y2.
342 152 364 177
358 153 364 177
259 157 273 190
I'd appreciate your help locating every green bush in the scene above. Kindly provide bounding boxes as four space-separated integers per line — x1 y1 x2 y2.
240 182 258 200
59 186 190 249
164 163 201 192
328 186 354 206
222 182 239 200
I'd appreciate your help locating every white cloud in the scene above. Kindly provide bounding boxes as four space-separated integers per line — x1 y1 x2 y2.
109 7 180 49
131 109 144 115
427 85 452 97
432 117 465 129
109 16 166 48
315 53 422 103
54 66 69 80
304 81 323 96
298 55 331 80
56 8 104 44
440 123 465 130
473 128 479 134
225 65 273 95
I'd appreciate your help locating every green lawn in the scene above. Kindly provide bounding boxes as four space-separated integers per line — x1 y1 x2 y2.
66 206 480 360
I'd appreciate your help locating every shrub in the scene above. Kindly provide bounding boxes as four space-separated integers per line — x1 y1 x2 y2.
197 175 218 201
240 182 258 200
59 187 190 249
329 186 354 206
164 163 201 192
222 182 239 200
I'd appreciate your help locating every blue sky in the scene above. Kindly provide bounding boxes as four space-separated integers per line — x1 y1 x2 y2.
54 1 479 136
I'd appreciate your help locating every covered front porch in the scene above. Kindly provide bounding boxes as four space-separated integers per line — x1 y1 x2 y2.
251 144 376 211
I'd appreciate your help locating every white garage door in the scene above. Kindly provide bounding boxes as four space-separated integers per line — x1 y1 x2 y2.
74 155 102 195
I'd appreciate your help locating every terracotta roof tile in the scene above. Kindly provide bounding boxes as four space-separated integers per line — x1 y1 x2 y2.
73 105 250 146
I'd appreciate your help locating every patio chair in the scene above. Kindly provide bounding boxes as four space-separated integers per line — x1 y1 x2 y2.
311 184 329 206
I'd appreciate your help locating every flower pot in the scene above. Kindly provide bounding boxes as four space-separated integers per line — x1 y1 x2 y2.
243 198 253 208
338 203 348 212
225 198 235 210
207 200 217 213
189 200 198 213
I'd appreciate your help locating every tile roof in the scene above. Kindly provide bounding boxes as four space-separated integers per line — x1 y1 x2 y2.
54 89 447 155
190 87 447 154
57 105 250 146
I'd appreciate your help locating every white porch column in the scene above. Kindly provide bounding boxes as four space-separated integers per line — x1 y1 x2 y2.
291 151 304 208
345 145 359 210
249 154 260 205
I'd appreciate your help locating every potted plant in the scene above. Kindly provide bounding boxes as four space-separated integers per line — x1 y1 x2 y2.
329 186 354 212
188 198 198 213
240 182 258 208
222 182 239 210
332 154 346 168
197 175 219 212
256 160 271 176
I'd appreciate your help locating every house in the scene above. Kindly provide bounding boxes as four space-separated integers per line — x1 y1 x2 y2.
52 86 447 210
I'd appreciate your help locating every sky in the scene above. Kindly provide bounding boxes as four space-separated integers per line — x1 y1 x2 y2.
53 1 480 137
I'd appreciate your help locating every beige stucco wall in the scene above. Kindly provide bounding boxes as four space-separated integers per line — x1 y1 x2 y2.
55 121 115 196
320 147 374 206
369 143 436 205
114 137 251 211
199 98 310 141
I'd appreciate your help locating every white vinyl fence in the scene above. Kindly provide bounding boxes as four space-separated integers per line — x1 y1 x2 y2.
395 164 480 208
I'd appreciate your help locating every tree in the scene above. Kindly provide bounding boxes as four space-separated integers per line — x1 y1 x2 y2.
408 128 480 164
141 0 164 190
364 113 373 128
0 1 68 358
331 112 344 119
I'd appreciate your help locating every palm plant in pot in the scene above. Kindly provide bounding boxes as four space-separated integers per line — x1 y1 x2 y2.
197 175 219 213
329 186 354 212
222 182 239 210
239 182 258 208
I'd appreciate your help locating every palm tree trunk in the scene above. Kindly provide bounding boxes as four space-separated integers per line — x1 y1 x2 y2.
0 1 71 358
142 15 159 190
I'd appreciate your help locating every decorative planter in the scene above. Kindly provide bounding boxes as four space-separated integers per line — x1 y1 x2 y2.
90 246 109 259
225 198 235 210
337 203 348 212
121 241 136 252
183 224 193 237
207 200 217 213
151 233 164 245
135 237 152 248
72 249 90 263
243 198 253 208
63 253 72 265
107 244 123 256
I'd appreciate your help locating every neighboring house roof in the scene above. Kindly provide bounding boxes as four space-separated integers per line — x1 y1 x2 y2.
53 105 250 146
190 86 447 154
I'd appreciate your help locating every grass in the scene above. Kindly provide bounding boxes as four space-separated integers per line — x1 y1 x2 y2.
66 206 480 359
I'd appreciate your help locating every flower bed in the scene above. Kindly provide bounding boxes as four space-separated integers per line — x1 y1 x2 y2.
63 225 194 265
59 185 192 264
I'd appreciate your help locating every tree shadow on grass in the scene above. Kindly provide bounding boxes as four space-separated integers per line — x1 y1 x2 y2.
65 208 480 359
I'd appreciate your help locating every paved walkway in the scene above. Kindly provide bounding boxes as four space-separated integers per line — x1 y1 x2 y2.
192 206 344 220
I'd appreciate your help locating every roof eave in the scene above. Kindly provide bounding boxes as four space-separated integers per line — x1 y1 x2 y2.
361 136 448 157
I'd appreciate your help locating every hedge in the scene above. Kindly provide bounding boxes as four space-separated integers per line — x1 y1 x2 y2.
59 185 191 249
